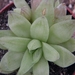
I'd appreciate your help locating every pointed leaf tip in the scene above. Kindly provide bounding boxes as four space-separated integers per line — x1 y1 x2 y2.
8 11 31 38
13 0 30 8
43 42 60 62
48 20 75 44
60 38 75 52
52 45 75 67
1 51 24 72
27 39 41 53
32 0 55 27
0 37 31 52
33 48 42 63
30 17 49 42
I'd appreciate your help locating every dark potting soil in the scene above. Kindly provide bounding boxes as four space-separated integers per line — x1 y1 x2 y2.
0 0 75 75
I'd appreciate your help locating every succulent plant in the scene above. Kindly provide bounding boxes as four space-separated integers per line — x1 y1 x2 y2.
0 0 75 75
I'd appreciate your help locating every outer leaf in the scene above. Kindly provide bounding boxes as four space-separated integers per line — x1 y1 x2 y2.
27 39 41 53
13 0 30 8
0 62 13 74
0 70 12 74
32 0 54 27
17 50 34 75
30 17 49 42
14 7 31 21
60 38 75 52
0 30 16 37
0 44 6 50
52 45 75 67
42 42 60 62
0 30 16 49
55 3 66 18
8 11 31 38
0 37 31 52
55 15 71 23
33 56 49 75
48 20 75 44
1 51 24 71
33 48 42 63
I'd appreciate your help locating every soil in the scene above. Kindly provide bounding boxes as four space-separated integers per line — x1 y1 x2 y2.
0 0 75 75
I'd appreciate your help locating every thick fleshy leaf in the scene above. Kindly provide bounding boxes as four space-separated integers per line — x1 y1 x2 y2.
48 20 75 44
27 39 41 53
60 38 75 52
0 37 31 52
1 51 24 71
42 42 60 62
33 56 49 75
31 17 49 42
55 15 71 23
52 45 75 67
21 6 31 21
33 48 42 63
13 0 30 8
0 44 6 50
17 50 34 75
0 70 12 74
8 11 31 38
14 6 31 21
0 62 13 74
0 30 16 37
32 0 54 27
0 30 16 49
55 3 66 18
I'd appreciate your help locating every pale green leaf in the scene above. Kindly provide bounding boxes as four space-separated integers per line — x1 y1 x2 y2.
0 30 16 49
27 39 41 53
0 62 13 74
13 0 30 8
8 11 31 38
1 51 24 71
32 0 54 27
60 38 75 52
13 8 21 16
52 45 75 67
21 6 31 21
0 44 6 50
0 30 16 37
55 15 71 23
14 7 31 21
42 42 60 62
0 37 31 52
48 20 75 44
17 50 34 75
33 48 42 63
30 17 49 42
0 70 12 74
33 56 49 75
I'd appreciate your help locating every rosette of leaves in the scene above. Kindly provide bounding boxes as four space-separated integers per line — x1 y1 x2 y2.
0 0 75 75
